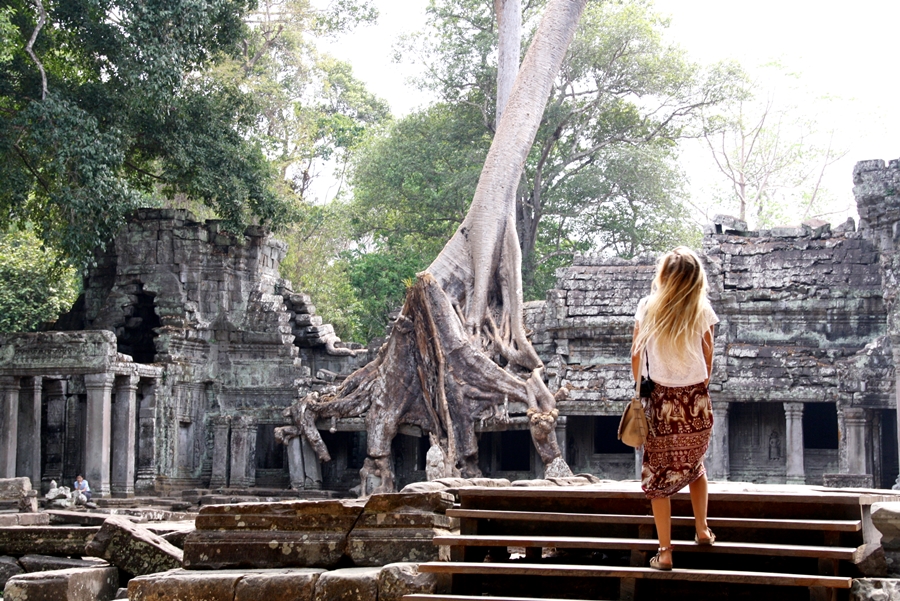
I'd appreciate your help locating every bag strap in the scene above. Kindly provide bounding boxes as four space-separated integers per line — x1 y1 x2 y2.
645 350 650 378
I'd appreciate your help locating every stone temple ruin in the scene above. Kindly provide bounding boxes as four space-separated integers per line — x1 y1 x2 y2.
0 159 900 498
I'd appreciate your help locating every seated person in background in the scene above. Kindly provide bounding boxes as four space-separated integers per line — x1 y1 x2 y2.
74 475 92 501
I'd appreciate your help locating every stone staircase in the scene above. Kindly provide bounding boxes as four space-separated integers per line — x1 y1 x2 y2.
405 482 899 601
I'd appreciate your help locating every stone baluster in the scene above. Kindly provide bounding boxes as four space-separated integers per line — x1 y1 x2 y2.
111 374 140 497
784 402 805 485
229 416 257 488
707 401 730 481
843 407 868 475
0 377 20 478
84 372 115 497
17 377 42 487
209 416 230 488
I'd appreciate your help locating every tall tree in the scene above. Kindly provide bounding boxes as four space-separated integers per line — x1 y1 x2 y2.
280 0 590 494
353 0 743 300
0 0 292 264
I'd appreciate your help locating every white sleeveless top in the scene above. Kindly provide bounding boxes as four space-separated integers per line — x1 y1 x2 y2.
635 296 719 387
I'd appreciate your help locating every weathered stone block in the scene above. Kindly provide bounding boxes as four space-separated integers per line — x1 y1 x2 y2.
19 555 108 573
873 503 900 549
129 568 241 601
0 555 23 588
0 526 99 556
4 567 118 601
184 499 365 569
312 567 380 601
347 492 455 566
234 568 325 601
377 562 451 601
85 516 183 576
850 578 900 601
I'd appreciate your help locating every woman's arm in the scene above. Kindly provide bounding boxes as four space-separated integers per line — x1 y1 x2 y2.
703 325 715 386
631 323 642 396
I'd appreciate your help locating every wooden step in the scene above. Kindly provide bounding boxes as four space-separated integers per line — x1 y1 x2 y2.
447 509 862 532
403 595 605 601
417 562 853 589
434 534 861 561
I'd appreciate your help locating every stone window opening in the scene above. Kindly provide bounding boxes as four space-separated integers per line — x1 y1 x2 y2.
255 424 286 470
593 415 633 454
118 287 161 364
803 403 839 449
498 429 532 472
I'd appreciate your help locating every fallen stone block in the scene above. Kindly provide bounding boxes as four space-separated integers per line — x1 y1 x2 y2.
0 555 23 588
184 499 364 569
0 512 49 527
19 554 108 573
0 478 31 497
47 511 141 526
851 578 900 601
85 516 182 576
234 568 325 601
377 562 451 601
0 526 99 556
312 567 380 601
114 587 127 600
4 566 118 601
873 502 900 549
128 568 324 601
347 492 455 566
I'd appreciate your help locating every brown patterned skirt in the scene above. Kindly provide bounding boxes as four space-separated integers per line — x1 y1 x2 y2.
641 382 713 499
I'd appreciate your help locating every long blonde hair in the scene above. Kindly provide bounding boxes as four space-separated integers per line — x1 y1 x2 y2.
633 247 710 365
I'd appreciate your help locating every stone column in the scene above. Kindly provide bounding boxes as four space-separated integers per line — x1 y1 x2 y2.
784 402 805 485
42 379 67 489
84 373 114 497
707 401 730 481
843 407 868 475
229 416 257 488
555 416 567 468
135 381 158 495
16 377 42 487
287 436 304 490
0 377 20 478
209 416 230 488
300 437 322 490
111 374 139 497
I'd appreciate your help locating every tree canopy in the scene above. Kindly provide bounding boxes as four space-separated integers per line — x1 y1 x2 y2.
0 0 293 265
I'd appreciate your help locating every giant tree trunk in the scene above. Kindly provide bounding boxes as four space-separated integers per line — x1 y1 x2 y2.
278 0 588 495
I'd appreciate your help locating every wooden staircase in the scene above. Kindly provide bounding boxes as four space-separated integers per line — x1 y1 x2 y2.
405 482 899 601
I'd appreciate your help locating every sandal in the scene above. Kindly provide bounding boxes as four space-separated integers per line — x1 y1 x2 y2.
649 545 673 571
695 528 716 546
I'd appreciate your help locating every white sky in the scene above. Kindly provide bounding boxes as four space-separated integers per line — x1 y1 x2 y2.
319 0 900 227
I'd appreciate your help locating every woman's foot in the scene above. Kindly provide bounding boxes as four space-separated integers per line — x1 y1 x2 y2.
695 527 715 545
650 545 673 570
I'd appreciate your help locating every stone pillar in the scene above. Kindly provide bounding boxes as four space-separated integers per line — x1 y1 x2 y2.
111 374 139 497
84 373 114 497
209 416 230 488
229 416 257 488
300 437 322 490
555 415 567 467
784 402 805 485
287 436 304 490
844 407 868 475
16 377 42 487
42 379 67 489
707 401 730 481
135 380 158 495
0 377 20 478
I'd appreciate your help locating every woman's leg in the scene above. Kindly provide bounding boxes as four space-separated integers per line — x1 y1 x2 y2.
650 497 673 565
689 472 712 540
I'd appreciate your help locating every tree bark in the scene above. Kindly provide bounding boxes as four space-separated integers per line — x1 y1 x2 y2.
494 0 521 128
279 0 588 495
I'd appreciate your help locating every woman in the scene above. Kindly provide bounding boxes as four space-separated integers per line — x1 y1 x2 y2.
631 247 718 571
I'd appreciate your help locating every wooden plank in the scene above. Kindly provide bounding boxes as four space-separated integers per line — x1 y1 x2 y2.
402 595 606 601
456 486 879 507
416 562 853 589
447 509 862 532
433 534 859 561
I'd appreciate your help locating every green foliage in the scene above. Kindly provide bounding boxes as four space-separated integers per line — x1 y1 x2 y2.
0 0 292 265
344 247 430 343
0 228 78 333
352 0 737 308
